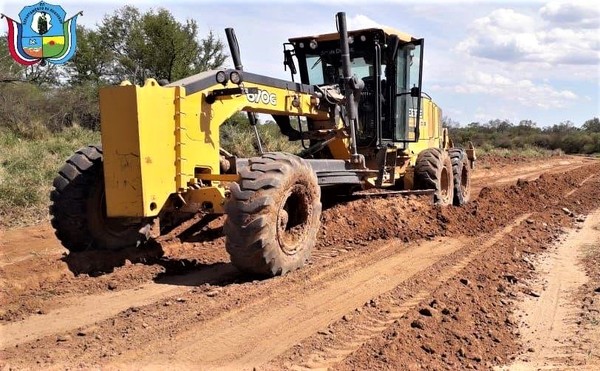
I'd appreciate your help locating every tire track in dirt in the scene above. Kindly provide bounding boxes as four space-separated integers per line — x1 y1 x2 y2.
282 214 530 370
113 239 465 369
564 173 597 197
280 170 600 370
507 210 600 370
111 216 529 370
326 170 600 371
0 263 238 349
1 158 598 369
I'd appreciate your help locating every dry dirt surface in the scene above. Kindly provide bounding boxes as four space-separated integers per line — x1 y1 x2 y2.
1 155 599 370
506 210 600 370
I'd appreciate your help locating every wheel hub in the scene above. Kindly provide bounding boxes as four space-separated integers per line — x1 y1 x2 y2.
277 184 312 255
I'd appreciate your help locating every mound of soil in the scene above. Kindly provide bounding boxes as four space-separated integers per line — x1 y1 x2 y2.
334 165 600 370
319 164 593 247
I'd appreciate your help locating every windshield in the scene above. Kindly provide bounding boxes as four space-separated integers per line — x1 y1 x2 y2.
305 54 374 85
306 55 325 85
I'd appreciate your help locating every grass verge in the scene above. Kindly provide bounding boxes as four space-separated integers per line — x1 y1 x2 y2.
0 127 99 229
476 143 564 159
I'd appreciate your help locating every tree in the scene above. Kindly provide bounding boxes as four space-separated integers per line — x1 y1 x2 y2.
0 36 61 85
137 10 226 81
514 119 538 136
442 116 460 128
546 120 578 134
71 6 227 85
582 117 600 133
0 36 23 82
486 119 512 132
518 119 537 128
68 26 113 84
195 30 227 72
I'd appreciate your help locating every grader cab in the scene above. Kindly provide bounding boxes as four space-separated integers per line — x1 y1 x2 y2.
50 12 475 276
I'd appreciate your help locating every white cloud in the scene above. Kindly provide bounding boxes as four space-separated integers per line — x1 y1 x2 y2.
472 8 536 32
449 71 578 109
539 1 599 29
456 3 600 66
347 14 388 30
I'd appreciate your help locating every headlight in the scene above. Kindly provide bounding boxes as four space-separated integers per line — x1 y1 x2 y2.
230 70 243 85
216 71 228 85
309 39 318 50
348 36 354 44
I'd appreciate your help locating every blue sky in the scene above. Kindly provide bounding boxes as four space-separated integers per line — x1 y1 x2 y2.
1 0 598 127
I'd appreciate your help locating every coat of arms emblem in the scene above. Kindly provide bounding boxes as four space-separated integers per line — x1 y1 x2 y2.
1 1 82 66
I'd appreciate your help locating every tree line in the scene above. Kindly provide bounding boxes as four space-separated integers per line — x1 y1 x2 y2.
447 118 600 155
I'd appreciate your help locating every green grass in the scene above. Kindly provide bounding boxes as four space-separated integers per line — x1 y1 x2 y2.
0 126 99 228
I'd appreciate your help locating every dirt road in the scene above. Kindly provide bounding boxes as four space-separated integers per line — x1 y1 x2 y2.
507 210 600 370
1 155 599 369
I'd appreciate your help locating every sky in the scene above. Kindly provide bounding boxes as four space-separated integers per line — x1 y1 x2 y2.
1 0 599 127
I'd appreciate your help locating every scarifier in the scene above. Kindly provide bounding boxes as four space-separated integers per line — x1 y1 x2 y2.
50 12 476 276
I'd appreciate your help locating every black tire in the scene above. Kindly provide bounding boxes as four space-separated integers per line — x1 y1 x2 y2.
50 145 147 252
224 152 322 276
449 148 471 206
414 148 454 206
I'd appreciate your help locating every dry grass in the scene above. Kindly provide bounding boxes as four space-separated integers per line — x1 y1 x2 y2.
220 122 302 157
0 126 99 228
476 143 564 159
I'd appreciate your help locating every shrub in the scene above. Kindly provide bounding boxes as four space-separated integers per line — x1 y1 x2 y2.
0 82 101 138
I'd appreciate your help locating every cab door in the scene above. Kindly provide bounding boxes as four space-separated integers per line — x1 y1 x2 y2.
386 39 424 143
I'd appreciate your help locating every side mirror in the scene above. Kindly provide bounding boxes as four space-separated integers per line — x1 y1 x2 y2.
410 85 420 97
283 47 297 75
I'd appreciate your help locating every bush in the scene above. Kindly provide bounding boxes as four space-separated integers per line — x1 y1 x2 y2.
0 82 101 138
477 144 559 159
449 117 600 155
0 83 48 138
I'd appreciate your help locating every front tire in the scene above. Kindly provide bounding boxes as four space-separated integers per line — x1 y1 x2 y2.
414 148 454 206
50 145 147 252
224 153 322 276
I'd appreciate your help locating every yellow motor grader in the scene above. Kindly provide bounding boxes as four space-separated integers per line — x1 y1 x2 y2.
50 12 475 276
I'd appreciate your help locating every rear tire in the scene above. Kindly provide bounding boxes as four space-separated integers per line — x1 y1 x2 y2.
50 145 147 252
414 148 454 206
449 148 471 206
224 152 322 276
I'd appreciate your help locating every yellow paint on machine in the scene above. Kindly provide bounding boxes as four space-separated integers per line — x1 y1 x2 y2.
405 98 443 165
100 80 177 217
99 77 330 218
